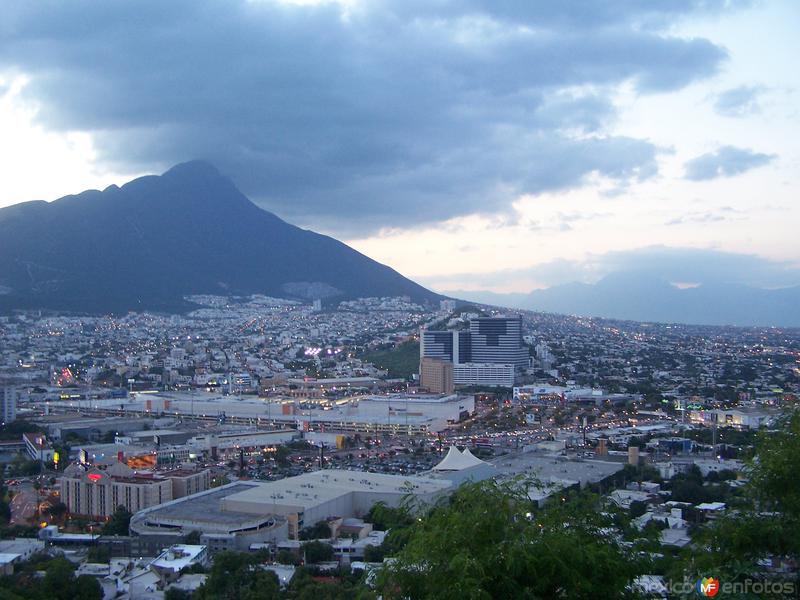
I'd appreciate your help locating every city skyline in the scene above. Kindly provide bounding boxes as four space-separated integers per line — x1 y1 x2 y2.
0 1 798 296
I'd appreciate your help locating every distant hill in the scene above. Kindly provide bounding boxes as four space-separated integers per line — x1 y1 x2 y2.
447 272 800 327
0 161 440 313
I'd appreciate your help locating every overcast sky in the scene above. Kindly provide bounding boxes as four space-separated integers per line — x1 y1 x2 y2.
1 0 798 293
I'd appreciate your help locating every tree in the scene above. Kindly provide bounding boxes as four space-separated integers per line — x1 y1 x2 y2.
165 588 194 600
669 479 706 505
43 557 76 600
87 545 111 563
671 410 800 593
103 505 133 536
274 445 292 468
45 501 67 519
196 551 280 600
302 540 334 564
363 544 385 563
629 500 648 519
276 549 301 566
72 575 103 600
364 501 412 531
183 530 202 544
299 520 331 540
377 479 645 599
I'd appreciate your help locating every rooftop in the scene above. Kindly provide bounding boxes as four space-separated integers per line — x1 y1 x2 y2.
221 470 452 512
131 482 286 533
151 545 206 572
492 452 625 486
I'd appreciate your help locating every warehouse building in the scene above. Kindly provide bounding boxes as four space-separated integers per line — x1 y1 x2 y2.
130 469 453 547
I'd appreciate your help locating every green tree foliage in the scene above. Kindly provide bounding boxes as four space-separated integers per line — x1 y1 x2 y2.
182 530 202 544
0 479 10 525
72 575 104 600
43 558 77 600
364 502 412 531
164 588 194 600
671 410 800 596
196 551 280 600
276 549 301 566
7 456 41 477
274 445 292 468
302 541 334 564
362 544 385 563
86 545 111 563
360 341 420 379
286 567 376 600
299 521 331 540
103 505 133 536
629 500 648 519
376 479 646 599
0 556 102 600
44 502 67 519
0 421 43 441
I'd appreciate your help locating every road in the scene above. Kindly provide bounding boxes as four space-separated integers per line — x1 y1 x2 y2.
9 481 38 525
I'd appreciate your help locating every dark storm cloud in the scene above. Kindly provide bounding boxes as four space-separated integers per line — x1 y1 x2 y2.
684 146 775 181
0 0 735 232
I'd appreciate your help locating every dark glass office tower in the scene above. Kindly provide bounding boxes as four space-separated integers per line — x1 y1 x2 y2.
468 315 528 367
421 315 527 368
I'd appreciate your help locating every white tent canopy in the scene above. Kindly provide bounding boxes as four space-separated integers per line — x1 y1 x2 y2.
432 446 489 471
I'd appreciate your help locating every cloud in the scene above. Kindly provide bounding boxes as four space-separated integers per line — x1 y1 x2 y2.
684 146 775 181
0 1 737 233
713 85 765 117
664 207 743 226
424 246 800 291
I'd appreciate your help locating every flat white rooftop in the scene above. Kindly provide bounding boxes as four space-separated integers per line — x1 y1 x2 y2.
151 545 206 572
493 453 625 486
222 469 453 512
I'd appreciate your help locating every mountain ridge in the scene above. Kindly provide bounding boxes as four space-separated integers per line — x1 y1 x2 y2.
445 273 800 327
0 161 440 313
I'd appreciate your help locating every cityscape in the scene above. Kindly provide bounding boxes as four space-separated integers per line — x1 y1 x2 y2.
0 1 799 599
0 296 797 598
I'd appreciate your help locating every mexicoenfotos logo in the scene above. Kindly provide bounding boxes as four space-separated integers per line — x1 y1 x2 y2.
697 577 720 597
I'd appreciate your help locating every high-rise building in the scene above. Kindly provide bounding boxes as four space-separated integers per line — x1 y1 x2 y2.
421 329 473 364
421 315 527 368
1 386 17 424
468 315 529 368
60 462 211 519
419 357 454 394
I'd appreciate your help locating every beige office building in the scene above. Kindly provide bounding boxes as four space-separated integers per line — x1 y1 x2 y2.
419 357 454 394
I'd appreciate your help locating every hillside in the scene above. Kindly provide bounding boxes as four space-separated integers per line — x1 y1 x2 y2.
0 161 440 313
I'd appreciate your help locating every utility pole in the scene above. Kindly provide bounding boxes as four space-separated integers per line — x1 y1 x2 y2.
582 416 587 447
712 421 718 457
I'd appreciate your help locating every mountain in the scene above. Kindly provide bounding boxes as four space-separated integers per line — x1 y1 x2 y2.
446 272 800 327
0 161 440 313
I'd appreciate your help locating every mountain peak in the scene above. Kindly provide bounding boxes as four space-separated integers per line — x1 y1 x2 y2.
0 164 439 312
163 160 222 179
